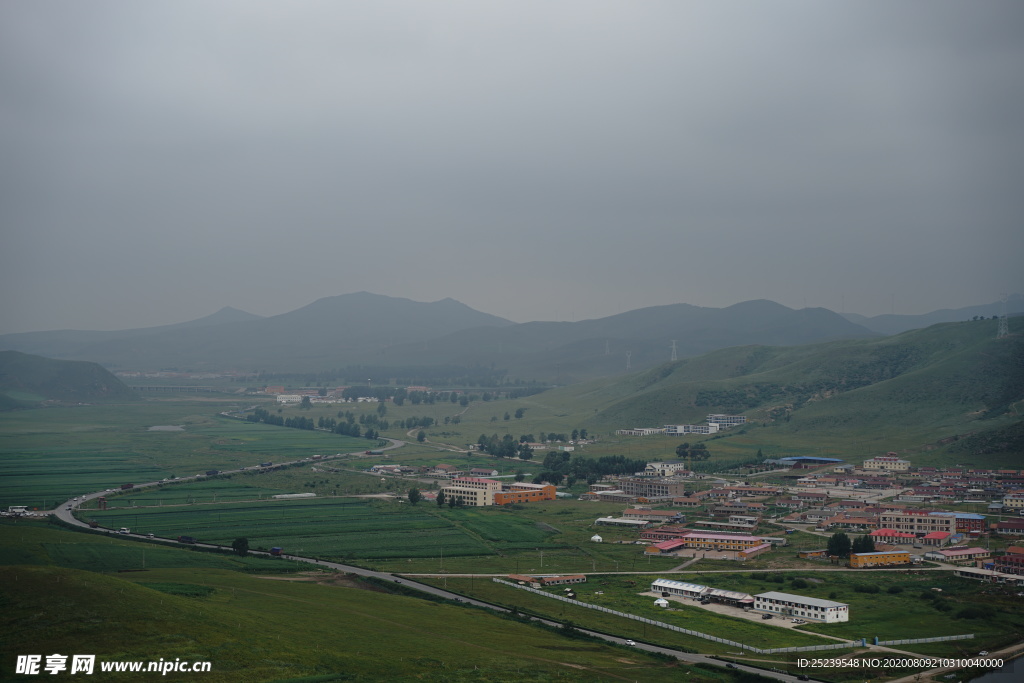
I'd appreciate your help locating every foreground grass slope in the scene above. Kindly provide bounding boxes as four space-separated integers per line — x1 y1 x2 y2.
0 523 712 682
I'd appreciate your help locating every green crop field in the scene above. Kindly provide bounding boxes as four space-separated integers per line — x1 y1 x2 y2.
0 401 375 508
84 498 499 560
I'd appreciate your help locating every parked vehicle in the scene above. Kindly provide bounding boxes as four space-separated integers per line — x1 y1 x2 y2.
761 614 773 619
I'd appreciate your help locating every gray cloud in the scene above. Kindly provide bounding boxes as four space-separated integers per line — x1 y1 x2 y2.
2 1 1022 333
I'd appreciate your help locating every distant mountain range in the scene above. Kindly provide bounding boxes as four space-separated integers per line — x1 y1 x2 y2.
0 291 1017 380
841 293 1023 335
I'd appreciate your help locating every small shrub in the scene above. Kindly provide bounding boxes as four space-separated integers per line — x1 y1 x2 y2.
887 586 903 594
791 578 808 589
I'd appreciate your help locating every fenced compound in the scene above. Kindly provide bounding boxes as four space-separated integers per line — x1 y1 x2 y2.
493 579 976 654
493 578 860 654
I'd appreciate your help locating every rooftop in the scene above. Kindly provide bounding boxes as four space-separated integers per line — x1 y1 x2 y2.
754 591 848 608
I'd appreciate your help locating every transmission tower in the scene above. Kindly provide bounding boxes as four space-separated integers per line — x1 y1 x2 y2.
997 294 1009 339
671 340 678 362
625 351 632 370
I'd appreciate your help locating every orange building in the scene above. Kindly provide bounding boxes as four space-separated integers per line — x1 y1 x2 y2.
494 483 556 505
849 550 911 568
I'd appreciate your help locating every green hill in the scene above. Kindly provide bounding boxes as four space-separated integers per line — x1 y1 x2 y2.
0 350 137 408
525 319 1023 461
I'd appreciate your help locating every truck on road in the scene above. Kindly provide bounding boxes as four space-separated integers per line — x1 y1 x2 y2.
177 535 197 544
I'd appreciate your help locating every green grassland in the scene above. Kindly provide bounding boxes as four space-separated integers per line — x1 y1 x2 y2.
0 569 701 682
334 321 1022 470
0 401 373 508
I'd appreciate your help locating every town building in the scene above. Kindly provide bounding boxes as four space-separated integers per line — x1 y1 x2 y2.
879 510 957 535
615 428 665 436
641 461 692 477
862 454 911 472
849 550 911 568
924 547 990 564
620 477 690 499
991 553 1024 576
494 483 556 505
664 424 719 435
706 414 747 428
753 592 849 623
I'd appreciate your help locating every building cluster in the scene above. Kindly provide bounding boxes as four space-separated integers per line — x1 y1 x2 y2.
650 579 849 623
616 414 747 436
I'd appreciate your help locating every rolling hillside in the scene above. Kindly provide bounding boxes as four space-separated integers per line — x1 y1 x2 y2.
531 319 1024 459
0 350 137 408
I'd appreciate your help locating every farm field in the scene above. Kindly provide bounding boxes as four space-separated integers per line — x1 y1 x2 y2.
0 400 375 508
84 497 497 560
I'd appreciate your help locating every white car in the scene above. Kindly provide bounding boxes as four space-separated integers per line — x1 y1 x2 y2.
625 640 636 646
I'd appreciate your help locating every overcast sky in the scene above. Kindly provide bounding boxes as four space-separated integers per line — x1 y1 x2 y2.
2 1 1022 333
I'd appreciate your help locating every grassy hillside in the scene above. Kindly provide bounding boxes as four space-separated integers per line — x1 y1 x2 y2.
0 350 137 407
0 522 708 682
458 320 1023 465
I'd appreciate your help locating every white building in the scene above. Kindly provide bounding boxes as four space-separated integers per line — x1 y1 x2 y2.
616 428 666 436
276 394 302 403
706 414 747 428
863 454 911 472
664 424 720 435
642 461 692 477
753 591 849 623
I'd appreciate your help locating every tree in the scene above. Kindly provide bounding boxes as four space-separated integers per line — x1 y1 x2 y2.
232 537 249 557
407 488 422 505
514 408 525 419
436 490 446 507
514 471 526 482
675 443 691 459
826 532 852 558
852 534 876 554
417 430 426 443
300 396 312 410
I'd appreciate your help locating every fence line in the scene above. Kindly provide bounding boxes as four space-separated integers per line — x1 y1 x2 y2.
877 634 974 646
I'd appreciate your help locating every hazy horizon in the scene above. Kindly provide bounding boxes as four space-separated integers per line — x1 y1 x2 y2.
3 2 1022 334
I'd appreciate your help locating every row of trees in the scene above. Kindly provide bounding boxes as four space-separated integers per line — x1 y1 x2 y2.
674 442 711 461
826 531 876 558
531 452 647 487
